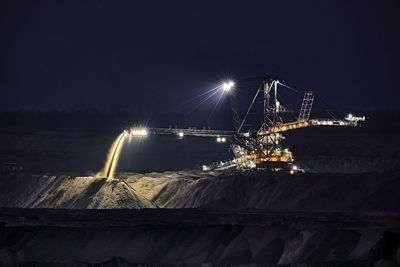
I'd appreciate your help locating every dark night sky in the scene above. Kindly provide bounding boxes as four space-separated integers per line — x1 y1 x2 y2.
1 0 399 113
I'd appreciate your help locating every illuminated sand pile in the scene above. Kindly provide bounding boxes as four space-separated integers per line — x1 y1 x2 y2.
0 174 156 209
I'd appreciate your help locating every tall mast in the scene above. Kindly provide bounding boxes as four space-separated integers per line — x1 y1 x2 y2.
263 80 270 131
273 80 278 124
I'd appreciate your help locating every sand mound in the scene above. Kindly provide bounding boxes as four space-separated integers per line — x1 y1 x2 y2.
122 170 400 211
0 174 156 209
1 170 399 211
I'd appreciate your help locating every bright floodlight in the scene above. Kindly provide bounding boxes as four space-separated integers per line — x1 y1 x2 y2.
223 83 230 91
131 128 148 137
178 132 184 137
223 81 234 91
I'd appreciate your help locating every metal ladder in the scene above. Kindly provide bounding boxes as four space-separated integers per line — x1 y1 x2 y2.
298 91 314 121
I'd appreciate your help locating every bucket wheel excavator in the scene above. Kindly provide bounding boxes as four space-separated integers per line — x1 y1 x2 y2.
129 74 365 173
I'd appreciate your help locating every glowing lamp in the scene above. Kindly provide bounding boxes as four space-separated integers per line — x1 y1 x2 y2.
131 128 148 136
223 83 231 91
222 80 234 92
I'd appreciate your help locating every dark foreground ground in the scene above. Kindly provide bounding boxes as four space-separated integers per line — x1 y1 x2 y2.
1 208 399 266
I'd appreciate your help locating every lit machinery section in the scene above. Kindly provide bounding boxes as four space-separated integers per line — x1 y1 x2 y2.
128 74 365 173
231 75 364 171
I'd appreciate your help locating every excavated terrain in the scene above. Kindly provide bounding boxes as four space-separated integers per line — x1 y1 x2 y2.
0 129 399 266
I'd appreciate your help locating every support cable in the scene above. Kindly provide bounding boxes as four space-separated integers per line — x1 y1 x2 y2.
238 87 261 133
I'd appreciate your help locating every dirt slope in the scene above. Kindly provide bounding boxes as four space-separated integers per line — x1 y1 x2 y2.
0 174 156 209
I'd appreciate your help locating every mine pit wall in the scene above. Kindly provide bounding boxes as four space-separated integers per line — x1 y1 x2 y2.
1 224 399 266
